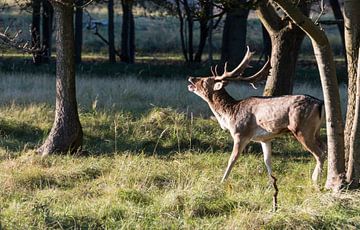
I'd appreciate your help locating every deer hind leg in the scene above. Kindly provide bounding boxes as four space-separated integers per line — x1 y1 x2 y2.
221 135 249 183
261 141 272 177
292 130 326 184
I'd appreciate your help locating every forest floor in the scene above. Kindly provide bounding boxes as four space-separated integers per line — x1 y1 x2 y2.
0 71 358 229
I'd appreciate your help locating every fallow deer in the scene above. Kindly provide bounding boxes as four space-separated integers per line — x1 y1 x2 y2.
188 47 326 184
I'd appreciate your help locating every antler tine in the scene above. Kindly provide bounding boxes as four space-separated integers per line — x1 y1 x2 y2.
211 66 216 77
215 46 254 81
233 57 271 83
214 64 219 76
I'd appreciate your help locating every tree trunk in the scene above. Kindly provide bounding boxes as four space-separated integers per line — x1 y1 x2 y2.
183 0 194 62
344 0 360 188
121 0 135 63
264 27 305 96
108 0 116 63
207 0 214 64
346 47 360 188
175 0 188 62
37 0 83 156
42 0 53 63
261 25 271 59
74 0 83 64
221 4 249 68
194 13 209 62
257 0 308 96
329 0 346 62
272 0 345 191
31 0 42 64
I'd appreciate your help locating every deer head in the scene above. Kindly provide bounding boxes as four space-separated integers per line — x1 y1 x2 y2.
188 46 271 101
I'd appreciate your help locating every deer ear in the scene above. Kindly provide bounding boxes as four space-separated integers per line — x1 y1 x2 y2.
213 81 224 91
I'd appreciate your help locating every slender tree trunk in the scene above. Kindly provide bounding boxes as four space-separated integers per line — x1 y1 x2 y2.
121 0 135 63
194 17 208 62
129 6 135 63
344 0 360 188
257 0 309 96
74 0 83 64
42 0 53 63
31 0 42 64
108 0 116 63
175 0 188 62
208 0 214 64
329 0 346 62
37 0 83 156
221 4 249 68
183 0 194 62
272 0 345 191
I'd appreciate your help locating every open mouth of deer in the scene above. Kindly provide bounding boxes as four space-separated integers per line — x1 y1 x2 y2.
188 78 196 92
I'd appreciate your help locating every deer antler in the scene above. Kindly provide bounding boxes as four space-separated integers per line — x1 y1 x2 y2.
232 57 271 82
215 46 253 81
214 46 270 83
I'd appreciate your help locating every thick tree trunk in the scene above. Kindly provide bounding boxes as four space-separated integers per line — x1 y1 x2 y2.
272 0 345 191
261 25 271 58
264 27 305 96
42 0 53 63
121 0 135 63
344 0 360 169
257 0 308 96
37 0 83 156
31 0 42 64
344 0 360 188
108 0 116 63
74 0 83 64
221 5 249 68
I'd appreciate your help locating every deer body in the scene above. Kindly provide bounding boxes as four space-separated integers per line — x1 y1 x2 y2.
188 47 326 184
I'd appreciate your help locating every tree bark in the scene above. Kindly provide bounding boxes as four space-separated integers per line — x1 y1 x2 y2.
37 0 83 156
257 0 308 96
221 3 249 68
271 0 345 191
344 0 360 188
261 24 271 59
108 0 116 63
74 0 83 64
344 0 360 169
42 0 53 63
346 47 360 188
121 0 135 63
31 0 42 64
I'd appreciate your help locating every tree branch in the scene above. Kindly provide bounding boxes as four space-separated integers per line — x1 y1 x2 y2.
0 29 42 54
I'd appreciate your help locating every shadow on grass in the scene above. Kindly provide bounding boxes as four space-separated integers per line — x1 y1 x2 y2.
0 119 43 153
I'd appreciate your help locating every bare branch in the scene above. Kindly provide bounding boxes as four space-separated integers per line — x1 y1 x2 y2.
0 29 42 54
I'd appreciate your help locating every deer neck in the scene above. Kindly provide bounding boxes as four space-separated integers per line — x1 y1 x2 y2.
207 89 237 130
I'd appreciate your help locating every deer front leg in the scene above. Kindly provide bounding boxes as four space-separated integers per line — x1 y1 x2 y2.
221 135 249 183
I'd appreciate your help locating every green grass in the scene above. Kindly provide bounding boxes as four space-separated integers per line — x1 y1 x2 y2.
0 73 358 229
